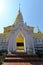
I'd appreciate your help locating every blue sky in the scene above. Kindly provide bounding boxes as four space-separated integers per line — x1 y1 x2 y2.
0 0 43 33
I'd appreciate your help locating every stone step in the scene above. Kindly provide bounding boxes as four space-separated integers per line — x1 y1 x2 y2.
2 54 43 65
4 57 43 62
4 54 43 62
6 54 38 58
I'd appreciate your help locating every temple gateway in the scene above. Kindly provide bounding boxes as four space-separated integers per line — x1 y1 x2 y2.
0 8 43 54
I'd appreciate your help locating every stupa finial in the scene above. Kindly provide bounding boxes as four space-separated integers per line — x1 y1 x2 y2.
19 3 20 12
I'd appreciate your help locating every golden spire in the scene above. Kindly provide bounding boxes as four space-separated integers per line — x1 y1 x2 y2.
14 4 23 24
37 26 41 33
19 4 20 13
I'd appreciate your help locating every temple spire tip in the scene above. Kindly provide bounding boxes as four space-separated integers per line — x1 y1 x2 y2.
19 3 21 12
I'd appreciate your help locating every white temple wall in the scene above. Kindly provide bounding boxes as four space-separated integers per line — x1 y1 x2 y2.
8 23 34 53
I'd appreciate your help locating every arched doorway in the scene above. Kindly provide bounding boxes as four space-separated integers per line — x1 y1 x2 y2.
16 33 25 52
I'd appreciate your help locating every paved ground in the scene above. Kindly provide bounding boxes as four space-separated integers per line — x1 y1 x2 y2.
2 62 33 65
2 62 43 65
